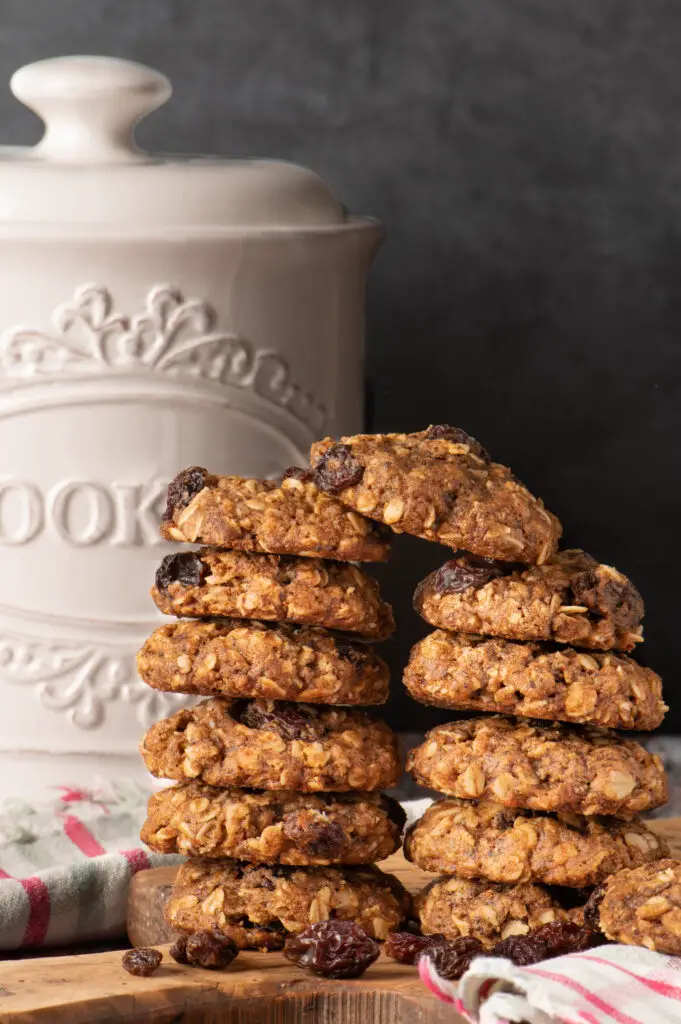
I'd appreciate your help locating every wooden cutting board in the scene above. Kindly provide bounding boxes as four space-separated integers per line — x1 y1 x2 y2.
1 818 680 1024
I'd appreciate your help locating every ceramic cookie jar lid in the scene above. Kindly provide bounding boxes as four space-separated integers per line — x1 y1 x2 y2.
0 55 357 233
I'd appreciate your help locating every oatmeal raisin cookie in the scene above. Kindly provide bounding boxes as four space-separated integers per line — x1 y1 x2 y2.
165 860 410 950
309 426 561 563
406 715 667 817
403 631 665 729
415 875 572 948
160 466 390 562
151 549 394 639
404 798 668 887
142 782 405 864
138 619 389 705
141 698 401 792
585 859 681 954
414 549 644 651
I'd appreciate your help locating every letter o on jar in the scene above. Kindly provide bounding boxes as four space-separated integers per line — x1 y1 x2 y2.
0 479 44 545
50 481 114 546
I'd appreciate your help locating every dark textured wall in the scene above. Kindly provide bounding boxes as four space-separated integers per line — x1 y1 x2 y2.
1 1 679 730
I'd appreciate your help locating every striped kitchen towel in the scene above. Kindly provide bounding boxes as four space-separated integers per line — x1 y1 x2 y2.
0 779 181 950
420 943 681 1023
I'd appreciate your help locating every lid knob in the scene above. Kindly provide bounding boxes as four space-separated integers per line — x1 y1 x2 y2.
11 55 172 164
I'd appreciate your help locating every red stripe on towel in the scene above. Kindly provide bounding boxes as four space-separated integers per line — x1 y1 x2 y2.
579 955 681 1003
121 848 151 874
528 966 641 1024
62 815 106 857
20 876 51 946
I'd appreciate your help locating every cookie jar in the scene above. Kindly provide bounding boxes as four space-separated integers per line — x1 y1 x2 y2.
0 56 383 797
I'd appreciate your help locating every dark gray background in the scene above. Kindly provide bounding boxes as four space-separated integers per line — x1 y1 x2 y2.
1 0 679 731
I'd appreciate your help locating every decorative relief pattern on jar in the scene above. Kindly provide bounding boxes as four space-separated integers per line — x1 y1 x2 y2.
0 283 327 435
0 284 324 734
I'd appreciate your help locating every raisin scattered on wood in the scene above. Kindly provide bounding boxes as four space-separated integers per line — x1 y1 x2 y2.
164 466 209 520
284 921 379 979
155 552 208 593
188 930 239 969
492 921 603 967
169 935 189 964
170 930 238 969
122 947 163 977
426 425 490 461
424 937 485 980
312 444 365 494
384 931 448 965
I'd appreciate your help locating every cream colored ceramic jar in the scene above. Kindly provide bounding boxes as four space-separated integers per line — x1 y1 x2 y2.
0 56 383 797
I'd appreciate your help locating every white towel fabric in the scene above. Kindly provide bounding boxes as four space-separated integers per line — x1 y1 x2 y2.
419 942 681 1023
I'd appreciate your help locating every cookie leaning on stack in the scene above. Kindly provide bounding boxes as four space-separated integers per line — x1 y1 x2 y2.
309 426 671 950
137 467 410 949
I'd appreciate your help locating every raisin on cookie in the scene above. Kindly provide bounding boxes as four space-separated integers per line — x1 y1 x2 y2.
404 798 668 887
309 427 561 564
138 619 389 705
142 782 405 865
406 715 667 818
414 549 644 651
151 549 394 640
415 875 573 948
161 467 390 562
165 860 411 950
403 631 665 730
585 859 681 954
141 698 401 792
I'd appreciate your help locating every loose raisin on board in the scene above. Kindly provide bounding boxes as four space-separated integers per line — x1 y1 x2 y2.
185 930 239 969
122 947 162 977
169 935 190 964
424 937 484 981
492 921 602 966
384 931 448 965
284 921 379 979
313 444 364 494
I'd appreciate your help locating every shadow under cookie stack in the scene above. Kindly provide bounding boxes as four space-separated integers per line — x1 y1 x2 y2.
137 466 410 950
308 426 672 956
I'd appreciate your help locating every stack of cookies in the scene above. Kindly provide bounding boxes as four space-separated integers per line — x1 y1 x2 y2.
307 426 671 949
137 466 410 949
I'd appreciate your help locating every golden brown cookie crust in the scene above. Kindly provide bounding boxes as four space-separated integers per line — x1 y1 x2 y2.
406 716 667 817
138 619 390 705
151 549 394 639
403 631 665 730
414 549 644 651
141 697 401 792
404 798 669 887
594 858 681 953
166 860 411 949
309 427 561 564
415 875 571 947
142 782 405 865
160 468 390 562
